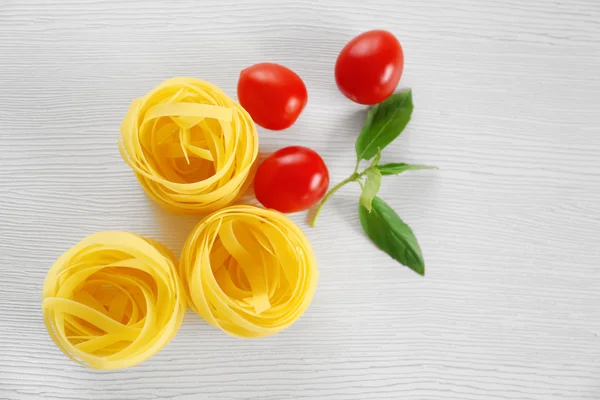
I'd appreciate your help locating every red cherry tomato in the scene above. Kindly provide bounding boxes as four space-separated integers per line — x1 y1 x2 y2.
254 146 329 213
238 63 308 130
335 30 404 105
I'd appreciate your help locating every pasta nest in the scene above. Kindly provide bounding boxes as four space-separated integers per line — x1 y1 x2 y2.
180 206 318 338
42 232 186 370
119 77 258 214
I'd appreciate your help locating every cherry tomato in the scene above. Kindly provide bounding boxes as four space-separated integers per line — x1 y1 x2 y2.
335 30 404 105
238 63 308 130
254 146 329 213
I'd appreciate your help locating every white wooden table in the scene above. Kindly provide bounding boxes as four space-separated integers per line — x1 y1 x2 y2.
1 1 599 399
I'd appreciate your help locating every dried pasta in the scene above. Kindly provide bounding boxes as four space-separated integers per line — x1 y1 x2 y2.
119 77 259 214
180 206 318 338
42 232 186 370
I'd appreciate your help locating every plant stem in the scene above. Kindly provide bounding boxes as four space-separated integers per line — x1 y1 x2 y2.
310 173 358 227
353 159 361 175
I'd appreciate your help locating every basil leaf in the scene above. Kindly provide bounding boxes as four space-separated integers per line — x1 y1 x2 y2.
359 196 425 275
355 89 414 161
359 168 382 212
378 163 436 176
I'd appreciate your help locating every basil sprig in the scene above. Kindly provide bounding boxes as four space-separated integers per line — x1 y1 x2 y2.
311 89 434 275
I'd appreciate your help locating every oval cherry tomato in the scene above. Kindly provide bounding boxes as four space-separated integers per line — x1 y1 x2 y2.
335 30 404 105
254 146 329 213
238 63 308 130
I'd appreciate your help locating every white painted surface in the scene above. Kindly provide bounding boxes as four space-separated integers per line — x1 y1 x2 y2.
1 0 599 398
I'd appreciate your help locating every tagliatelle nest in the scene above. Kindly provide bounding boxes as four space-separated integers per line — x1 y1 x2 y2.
180 205 319 338
42 232 186 370
119 77 259 214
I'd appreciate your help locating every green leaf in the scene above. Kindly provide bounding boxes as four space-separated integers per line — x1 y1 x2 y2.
358 196 425 275
377 163 436 176
355 89 414 161
359 168 382 212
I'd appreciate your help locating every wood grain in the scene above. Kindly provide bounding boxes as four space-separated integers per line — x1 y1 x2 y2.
1 0 599 399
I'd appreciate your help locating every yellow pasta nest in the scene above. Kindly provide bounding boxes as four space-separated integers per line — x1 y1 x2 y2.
180 206 318 338
42 232 186 370
119 77 259 214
